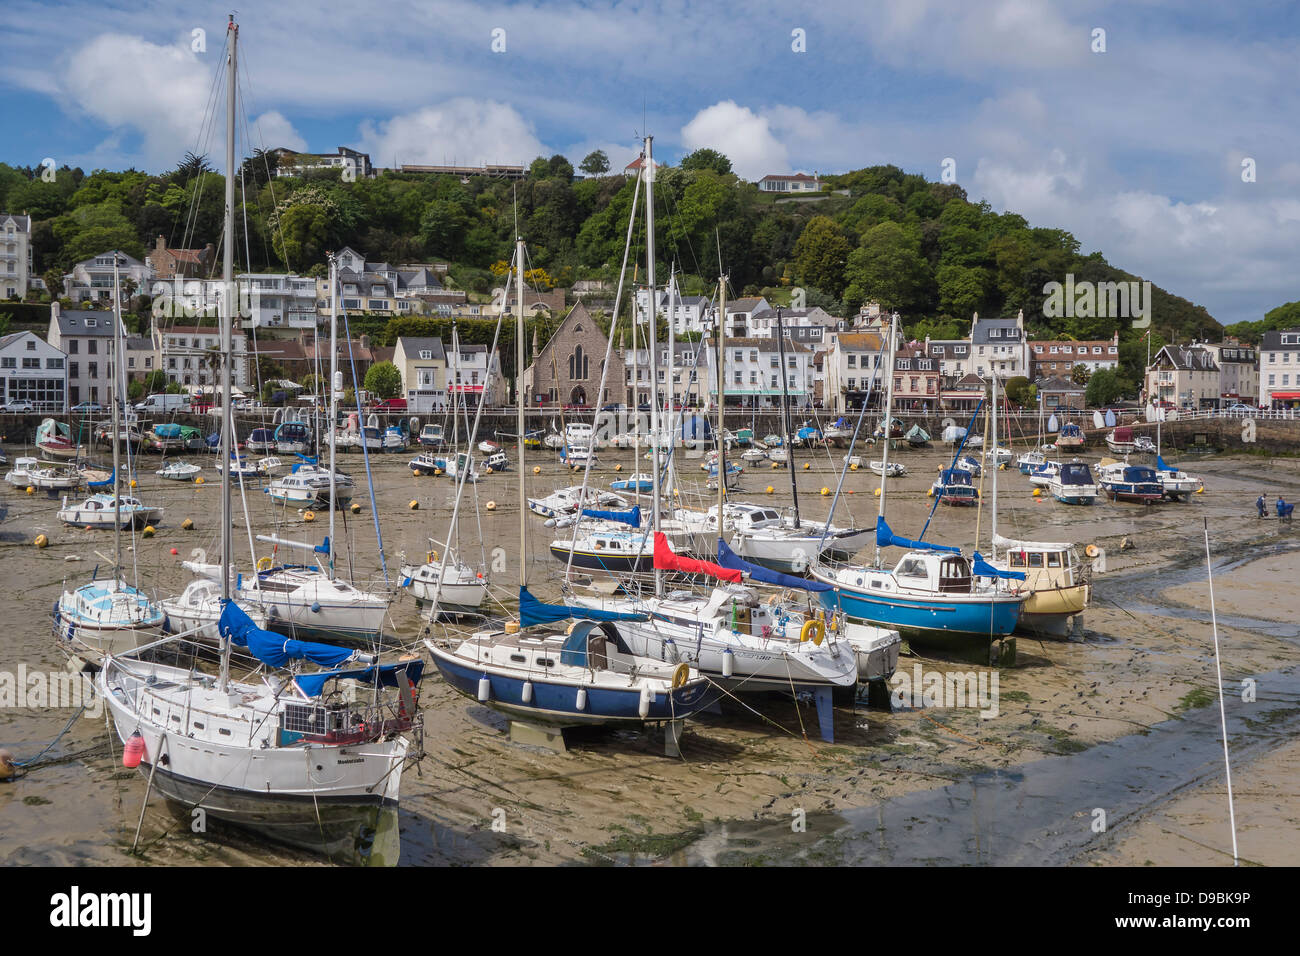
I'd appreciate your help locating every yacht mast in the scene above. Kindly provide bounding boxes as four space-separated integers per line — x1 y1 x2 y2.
874 312 898 568
774 307 800 529
990 372 999 559
111 254 123 580
644 136 662 597
327 253 338 569
218 14 237 692
715 275 728 533
515 238 527 592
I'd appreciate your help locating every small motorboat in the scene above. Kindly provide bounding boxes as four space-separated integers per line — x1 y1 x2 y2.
1097 460 1163 503
35 419 77 459
1029 460 1061 488
954 454 982 477
904 424 930 447
409 451 446 476
931 467 979 506
419 424 446 447
29 463 84 492
478 440 502 455
156 460 202 481
244 427 276 453
611 473 653 493
58 493 163 529
1105 426 1137 454
869 460 906 477
1154 455 1202 501
4 456 39 486
1056 422 1086 451
1048 461 1098 505
484 451 510 472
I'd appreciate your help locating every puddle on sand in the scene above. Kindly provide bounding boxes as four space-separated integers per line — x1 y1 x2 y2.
678 667 1300 866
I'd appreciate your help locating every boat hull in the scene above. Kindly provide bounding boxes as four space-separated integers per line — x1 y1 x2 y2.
816 582 1022 648
548 545 653 574
431 645 715 726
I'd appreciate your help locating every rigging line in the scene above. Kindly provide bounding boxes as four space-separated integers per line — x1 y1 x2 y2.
816 357 876 556
340 308 389 585
916 398 984 545
563 167 642 587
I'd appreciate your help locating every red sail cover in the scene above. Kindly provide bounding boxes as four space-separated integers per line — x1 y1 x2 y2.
653 532 743 583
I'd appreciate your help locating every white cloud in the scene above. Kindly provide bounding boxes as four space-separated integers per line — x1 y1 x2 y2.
358 98 546 169
57 33 213 170
680 101 789 180
252 111 306 152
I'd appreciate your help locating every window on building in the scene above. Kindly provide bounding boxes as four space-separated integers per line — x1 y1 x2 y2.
88 340 97 355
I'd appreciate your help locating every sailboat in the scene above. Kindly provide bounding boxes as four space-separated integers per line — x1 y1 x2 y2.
424 231 716 750
976 374 1092 637
35 418 78 458
52 255 164 662
570 241 864 742
399 320 489 616
100 19 422 857
238 254 388 641
811 314 1026 660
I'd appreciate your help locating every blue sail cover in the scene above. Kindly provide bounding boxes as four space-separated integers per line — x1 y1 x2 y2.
972 552 1026 581
580 505 641 527
518 586 648 628
1156 454 1172 471
877 516 961 554
293 659 427 698
716 540 832 591
218 601 357 669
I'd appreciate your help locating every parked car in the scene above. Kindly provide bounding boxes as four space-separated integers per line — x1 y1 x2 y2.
1 400 34 412
70 401 103 413
1223 403 1256 414
370 397 408 412
601 403 625 412
136 392 192 414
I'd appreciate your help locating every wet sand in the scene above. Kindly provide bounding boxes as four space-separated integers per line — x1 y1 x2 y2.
1 434 1298 865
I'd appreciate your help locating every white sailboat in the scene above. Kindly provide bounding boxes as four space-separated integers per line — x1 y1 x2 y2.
52 253 164 662
100 19 422 856
241 254 387 641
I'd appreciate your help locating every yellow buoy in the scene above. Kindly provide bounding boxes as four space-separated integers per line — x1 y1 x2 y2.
803 462 811 470
766 485 775 494
1032 488 1042 497
1195 485 1205 494
303 510 316 522
195 476 204 485
129 478 137 488
409 499 419 510
533 466 541 475
874 487 881 497
850 462 859 471
257 556 273 571
486 500 497 511
1085 544 1100 558
614 464 622 472
181 518 194 530
433 468 442 476
771 462 779 470
34 534 48 548
350 502 361 513
927 488 935 498
141 526 155 538
25 486 33 495
412 469 420 477
820 486 830 496
504 621 520 634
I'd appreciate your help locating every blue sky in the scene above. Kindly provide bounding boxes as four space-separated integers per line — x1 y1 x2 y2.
2 0 1298 324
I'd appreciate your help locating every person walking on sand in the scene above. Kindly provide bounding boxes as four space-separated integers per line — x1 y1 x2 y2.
1258 493 1267 518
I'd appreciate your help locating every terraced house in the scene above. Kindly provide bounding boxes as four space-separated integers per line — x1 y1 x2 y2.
46 303 127 408
1030 333 1120 379
0 330 66 410
1259 328 1300 407
1145 344 1220 410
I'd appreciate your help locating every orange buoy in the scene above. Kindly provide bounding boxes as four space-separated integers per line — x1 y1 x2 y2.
122 731 145 768
170 548 179 555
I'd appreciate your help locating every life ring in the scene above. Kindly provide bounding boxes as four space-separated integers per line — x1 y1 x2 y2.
1085 544 1099 558
256 556 273 572
799 618 825 646
671 663 691 689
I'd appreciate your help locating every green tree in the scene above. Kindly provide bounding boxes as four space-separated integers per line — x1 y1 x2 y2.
143 369 169 393
841 221 933 315
363 360 401 398
792 216 851 299
1071 362 1092 386
935 264 989 318
1003 376 1033 407
679 148 732 176
1085 368 1124 406
579 150 610 176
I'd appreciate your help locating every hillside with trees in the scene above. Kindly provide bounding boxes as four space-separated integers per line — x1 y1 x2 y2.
0 149 1228 392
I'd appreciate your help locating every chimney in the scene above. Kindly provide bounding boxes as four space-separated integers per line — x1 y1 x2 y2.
155 235 166 252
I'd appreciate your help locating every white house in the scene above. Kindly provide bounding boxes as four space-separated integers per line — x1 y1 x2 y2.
704 336 814 408
723 297 771 339
1200 339 1258 406
393 336 447 413
825 331 887 412
969 311 1030 380
1 214 32 299
0 331 66 410
633 277 713 335
757 173 823 194
153 324 249 388
1259 328 1300 406
47 303 129 408
64 250 152 305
